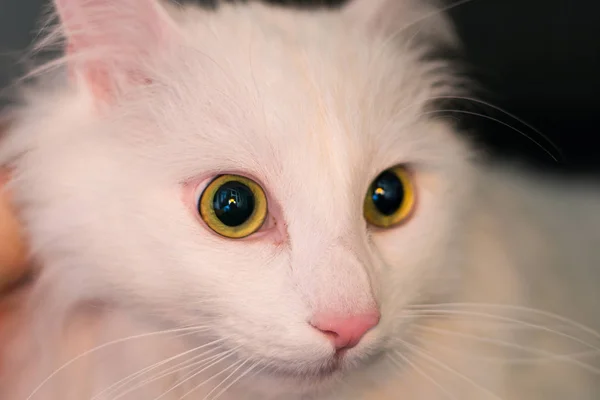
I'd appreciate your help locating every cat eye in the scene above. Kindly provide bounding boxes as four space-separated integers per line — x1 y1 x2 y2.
364 166 415 228
198 174 268 239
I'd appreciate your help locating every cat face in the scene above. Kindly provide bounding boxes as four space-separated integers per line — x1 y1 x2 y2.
5 0 474 395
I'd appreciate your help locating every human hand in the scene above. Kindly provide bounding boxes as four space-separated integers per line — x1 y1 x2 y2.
0 170 28 293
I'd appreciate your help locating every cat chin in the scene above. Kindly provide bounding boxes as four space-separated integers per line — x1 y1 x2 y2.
236 362 350 397
222 344 387 397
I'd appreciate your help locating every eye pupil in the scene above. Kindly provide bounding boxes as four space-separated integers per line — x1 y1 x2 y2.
370 170 405 216
212 182 256 227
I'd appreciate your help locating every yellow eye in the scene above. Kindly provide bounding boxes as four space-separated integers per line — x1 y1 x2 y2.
364 166 415 229
198 175 268 239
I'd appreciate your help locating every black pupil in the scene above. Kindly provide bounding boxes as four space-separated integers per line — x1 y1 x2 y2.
213 181 255 227
370 170 405 216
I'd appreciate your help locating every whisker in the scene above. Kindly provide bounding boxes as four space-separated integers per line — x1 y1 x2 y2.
403 310 600 359
423 335 600 366
26 325 208 400
201 359 249 400
108 348 227 400
151 347 240 400
397 313 564 333
425 96 563 161
413 324 600 374
388 352 457 399
178 358 244 400
95 336 226 400
398 338 503 400
209 362 260 400
408 303 600 340
421 109 559 162
375 92 559 166
169 328 212 340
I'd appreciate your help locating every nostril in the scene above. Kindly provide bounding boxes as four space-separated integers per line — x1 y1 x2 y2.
310 312 381 351
318 329 340 342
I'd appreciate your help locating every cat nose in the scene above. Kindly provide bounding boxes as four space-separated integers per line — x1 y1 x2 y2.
310 312 381 350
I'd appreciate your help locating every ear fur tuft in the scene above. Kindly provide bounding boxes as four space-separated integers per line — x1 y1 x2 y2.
53 0 176 100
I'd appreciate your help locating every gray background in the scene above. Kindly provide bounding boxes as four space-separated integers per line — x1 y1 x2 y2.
1 0 599 171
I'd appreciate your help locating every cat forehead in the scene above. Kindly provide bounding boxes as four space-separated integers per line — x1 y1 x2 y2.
143 4 450 170
173 3 439 114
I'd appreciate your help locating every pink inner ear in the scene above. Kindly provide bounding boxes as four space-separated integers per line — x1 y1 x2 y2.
55 0 170 100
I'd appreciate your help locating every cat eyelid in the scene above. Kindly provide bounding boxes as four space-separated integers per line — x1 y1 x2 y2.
190 176 219 205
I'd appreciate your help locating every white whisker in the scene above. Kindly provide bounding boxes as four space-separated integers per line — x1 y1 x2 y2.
26 326 207 400
409 303 600 340
178 358 243 400
398 339 503 400
150 347 240 400
424 96 563 161
421 109 558 162
108 349 227 400
403 309 600 353
389 352 457 399
97 337 227 400
201 359 249 400
209 362 260 400
413 324 600 374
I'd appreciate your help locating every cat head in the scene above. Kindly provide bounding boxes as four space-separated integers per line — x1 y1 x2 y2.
3 0 474 396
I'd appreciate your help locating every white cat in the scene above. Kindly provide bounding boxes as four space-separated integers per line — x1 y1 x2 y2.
1 0 600 399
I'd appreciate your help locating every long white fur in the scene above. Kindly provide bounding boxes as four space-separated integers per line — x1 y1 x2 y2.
1 0 600 399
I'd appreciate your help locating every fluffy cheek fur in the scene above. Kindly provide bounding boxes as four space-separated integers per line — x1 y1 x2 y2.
6 100 328 365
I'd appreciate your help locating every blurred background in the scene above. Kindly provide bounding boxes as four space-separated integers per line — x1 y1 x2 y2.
1 0 599 174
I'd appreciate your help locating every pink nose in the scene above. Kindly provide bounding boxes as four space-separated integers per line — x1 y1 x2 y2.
310 312 381 350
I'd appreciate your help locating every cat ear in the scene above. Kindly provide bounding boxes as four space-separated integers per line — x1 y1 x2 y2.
343 0 457 45
54 0 176 101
